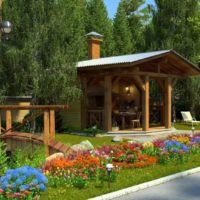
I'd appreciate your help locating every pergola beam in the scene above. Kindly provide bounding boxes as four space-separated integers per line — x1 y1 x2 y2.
104 75 112 131
164 77 172 128
142 76 149 131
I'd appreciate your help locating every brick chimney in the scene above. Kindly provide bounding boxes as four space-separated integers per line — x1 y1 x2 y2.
86 32 103 59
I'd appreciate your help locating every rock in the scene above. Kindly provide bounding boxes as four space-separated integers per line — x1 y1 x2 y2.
71 144 88 152
80 140 94 150
71 140 94 152
112 136 123 142
46 152 64 162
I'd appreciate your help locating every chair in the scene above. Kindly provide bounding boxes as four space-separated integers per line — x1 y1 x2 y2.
181 111 200 126
132 112 141 128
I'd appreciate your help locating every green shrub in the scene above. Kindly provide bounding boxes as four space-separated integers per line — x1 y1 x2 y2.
9 145 45 168
0 141 8 175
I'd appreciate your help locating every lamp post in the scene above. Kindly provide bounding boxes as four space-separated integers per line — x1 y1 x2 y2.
191 125 195 136
106 163 114 190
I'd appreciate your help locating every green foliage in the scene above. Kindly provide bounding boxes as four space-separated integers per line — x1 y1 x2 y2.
71 176 88 189
86 0 115 57
151 0 200 59
113 1 133 55
122 0 150 52
83 127 103 137
1 0 83 104
0 141 8 175
9 146 45 168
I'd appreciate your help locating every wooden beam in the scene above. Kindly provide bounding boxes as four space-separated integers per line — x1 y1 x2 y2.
80 70 185 79
172 78 178 87
6 110 12 131
0 105 68 110
132 76 145 91
44 110 50 157
142 76 149 131
104 75 112 132
49 110 55 140
81 77 88 129
164 78 172 129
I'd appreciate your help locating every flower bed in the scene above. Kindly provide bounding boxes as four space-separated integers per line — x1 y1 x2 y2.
0 166 48 199
42 133 200 190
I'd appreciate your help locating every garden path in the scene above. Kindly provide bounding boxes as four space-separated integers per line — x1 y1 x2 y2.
103 130 194 142
114 172 200 200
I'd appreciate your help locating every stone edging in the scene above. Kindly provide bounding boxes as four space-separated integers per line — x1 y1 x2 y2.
88 167 200 200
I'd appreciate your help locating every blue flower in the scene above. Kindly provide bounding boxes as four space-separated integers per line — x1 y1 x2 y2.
39 183 46 192
31 179 38 185
20 184 29 191
1 181 8 190
15 178 23 185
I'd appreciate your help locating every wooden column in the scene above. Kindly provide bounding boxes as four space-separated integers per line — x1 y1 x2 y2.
49 110 55 140
44 110 50 157
104 75 112 132
81 77 88 129
6 110 12 131
142 76 149 131
164 77 172 129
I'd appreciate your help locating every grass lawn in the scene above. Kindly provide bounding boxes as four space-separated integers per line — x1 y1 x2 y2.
55 122 200 148
41 154 200 200
55 134 114 147
175 122 200 131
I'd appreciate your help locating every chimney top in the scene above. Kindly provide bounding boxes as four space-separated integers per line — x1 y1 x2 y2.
86 32 103 40
87 32 103 59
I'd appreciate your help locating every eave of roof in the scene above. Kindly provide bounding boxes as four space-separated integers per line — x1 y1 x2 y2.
77 50 170 68
77 50 200 76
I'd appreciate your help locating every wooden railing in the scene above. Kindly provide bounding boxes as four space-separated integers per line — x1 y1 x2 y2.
87 109 104 129
0 105 68 156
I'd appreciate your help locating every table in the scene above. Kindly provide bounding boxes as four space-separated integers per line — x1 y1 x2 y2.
118 112 136 129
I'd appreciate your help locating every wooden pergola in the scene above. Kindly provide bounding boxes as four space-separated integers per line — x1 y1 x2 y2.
78 50 200 132
0 105 68 156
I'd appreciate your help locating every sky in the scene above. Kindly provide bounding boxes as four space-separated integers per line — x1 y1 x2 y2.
104 0 155 18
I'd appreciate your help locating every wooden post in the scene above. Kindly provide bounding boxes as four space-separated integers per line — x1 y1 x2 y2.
6 110 12 131
104 75 112 132
164 77 172 129
44 110 50 157
81 77 88 129
142 76 149 131
49 110 55 140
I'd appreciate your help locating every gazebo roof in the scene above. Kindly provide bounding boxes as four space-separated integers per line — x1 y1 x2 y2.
77 50 200 76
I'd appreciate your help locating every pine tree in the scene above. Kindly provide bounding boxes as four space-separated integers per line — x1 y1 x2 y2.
1 0 85 104
113 1 132 55
86 0 114 57
122 0 150 52
152 0 200 60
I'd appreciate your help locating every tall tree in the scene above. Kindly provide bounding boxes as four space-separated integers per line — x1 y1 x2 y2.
1 0 86 104
152 0 200 60
113 1 132 55
86 0 114 57
122 0 150 52
150 0 200 115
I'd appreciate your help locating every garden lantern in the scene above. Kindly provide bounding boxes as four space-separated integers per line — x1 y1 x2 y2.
1 20 12 34
191 126 195 136
106 163 114 189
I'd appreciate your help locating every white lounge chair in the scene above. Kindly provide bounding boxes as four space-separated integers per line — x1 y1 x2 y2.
181 111 200 126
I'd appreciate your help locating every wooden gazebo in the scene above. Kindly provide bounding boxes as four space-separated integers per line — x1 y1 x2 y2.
77 35 200 132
